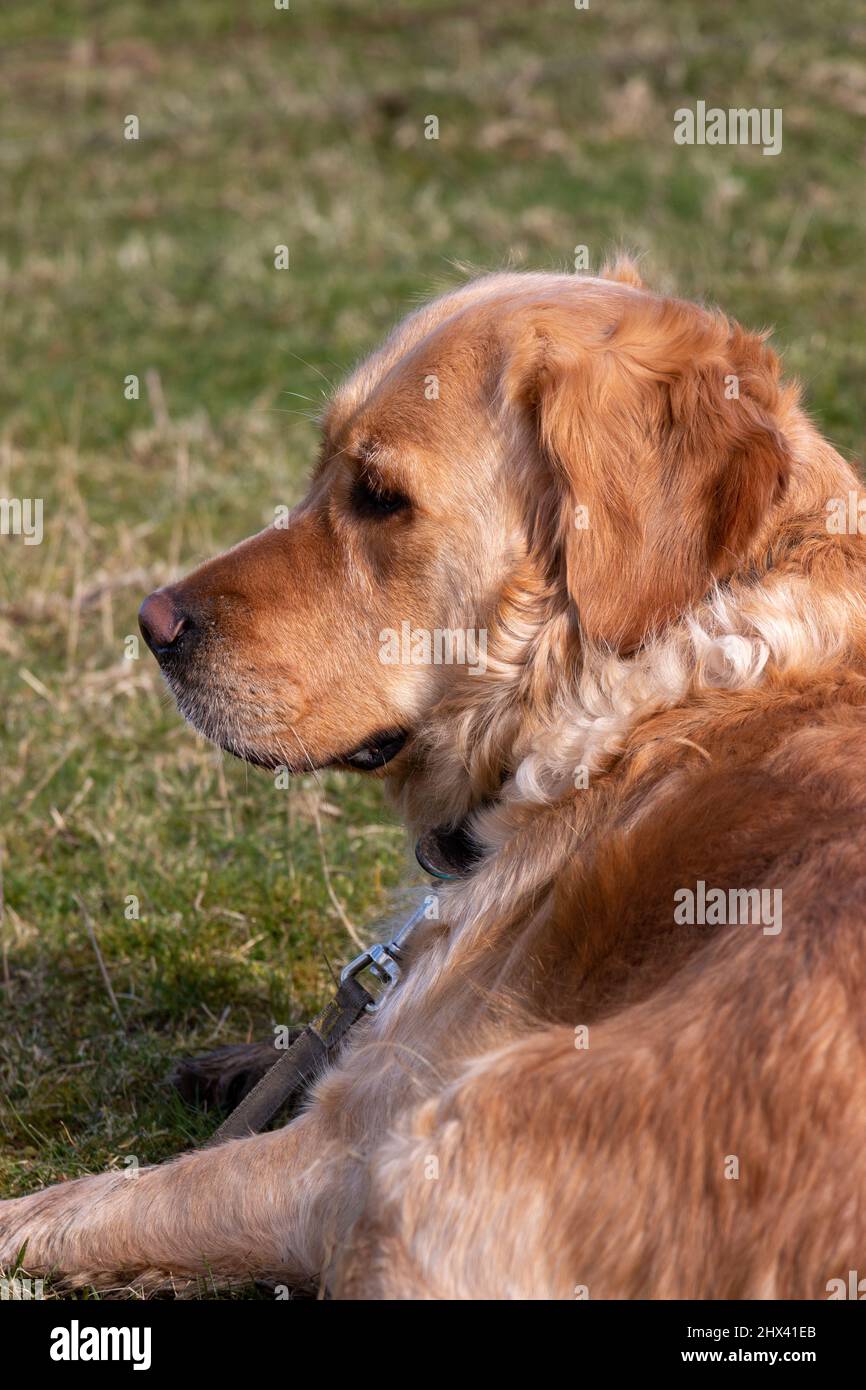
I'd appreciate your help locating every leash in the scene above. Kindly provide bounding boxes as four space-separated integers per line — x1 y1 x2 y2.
205 818 483 1146
205 896 432 1145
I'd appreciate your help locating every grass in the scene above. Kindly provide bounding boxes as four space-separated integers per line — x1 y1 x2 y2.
1 0 864 1296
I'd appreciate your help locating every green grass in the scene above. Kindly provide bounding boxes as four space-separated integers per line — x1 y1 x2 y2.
1 0 864 1296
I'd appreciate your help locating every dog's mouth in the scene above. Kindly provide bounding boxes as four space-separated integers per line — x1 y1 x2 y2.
334 729 409 771
222 728 410 775
159 663 411 776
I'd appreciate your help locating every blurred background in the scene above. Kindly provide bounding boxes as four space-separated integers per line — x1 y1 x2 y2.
1 0 864 1286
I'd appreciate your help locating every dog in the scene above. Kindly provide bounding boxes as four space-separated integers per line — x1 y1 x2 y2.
4 261 866 1299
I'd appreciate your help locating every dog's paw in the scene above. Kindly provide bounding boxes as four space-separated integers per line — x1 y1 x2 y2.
0 1195 32 1271
0 1189 61 1273
0 1172 121 1276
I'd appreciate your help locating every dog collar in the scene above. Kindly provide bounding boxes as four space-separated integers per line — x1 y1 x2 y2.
415 818 483 880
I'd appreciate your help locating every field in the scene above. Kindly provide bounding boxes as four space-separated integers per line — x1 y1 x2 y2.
1 0 864 1296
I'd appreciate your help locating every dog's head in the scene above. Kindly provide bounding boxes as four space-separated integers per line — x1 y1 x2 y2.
139 265 793 818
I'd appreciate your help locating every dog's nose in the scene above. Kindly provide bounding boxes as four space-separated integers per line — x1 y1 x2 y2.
138 589 192 658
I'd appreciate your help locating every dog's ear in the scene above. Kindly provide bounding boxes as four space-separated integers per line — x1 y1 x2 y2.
508 295 791 651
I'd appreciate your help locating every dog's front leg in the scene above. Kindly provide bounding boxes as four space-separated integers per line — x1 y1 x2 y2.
0 1111 351 1290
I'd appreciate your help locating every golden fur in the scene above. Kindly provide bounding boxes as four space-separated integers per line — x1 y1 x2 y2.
4 263 866 1298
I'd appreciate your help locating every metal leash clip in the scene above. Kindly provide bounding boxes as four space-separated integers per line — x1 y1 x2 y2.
340 942 402 1012
339 898 431 1013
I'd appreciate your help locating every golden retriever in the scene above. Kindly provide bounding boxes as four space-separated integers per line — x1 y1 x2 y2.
4 261 866 1299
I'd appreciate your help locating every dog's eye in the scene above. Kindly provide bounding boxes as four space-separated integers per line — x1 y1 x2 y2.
350 472 411 519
